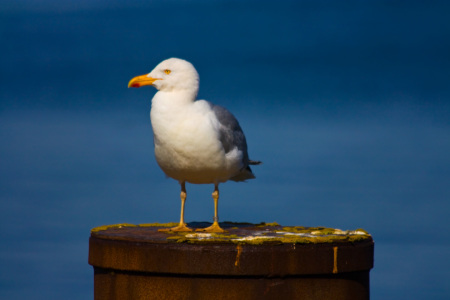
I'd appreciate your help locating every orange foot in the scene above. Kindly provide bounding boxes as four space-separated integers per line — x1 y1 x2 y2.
195 222 226 233
158 223 193 232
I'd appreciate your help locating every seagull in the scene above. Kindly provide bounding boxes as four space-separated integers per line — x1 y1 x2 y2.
128 58 261 232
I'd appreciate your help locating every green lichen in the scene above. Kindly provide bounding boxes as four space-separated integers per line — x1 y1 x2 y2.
167 224 371 245
281 226 336 234
256 222 280 227
138 222 179 227
91 223 137 233
274 234 368 244
91 222 179 233
166 232 241 244
213 233 240 239
165 228 371 245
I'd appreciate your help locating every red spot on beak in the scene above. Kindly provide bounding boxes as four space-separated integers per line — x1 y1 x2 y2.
130 83 140 88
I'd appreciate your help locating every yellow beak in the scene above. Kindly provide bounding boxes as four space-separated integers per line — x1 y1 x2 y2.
128 74 161 88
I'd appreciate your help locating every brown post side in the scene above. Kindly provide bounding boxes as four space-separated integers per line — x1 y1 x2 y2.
89 223 374 300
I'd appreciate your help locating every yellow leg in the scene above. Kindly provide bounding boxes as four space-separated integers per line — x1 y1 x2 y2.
159 182 192 232
196 184 225 233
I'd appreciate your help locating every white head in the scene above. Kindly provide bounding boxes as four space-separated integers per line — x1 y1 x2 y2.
128 58 199 95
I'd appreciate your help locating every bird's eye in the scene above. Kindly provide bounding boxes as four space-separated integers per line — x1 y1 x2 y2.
164 69 171 75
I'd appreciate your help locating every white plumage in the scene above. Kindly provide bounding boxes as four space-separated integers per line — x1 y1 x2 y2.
128 58 260 232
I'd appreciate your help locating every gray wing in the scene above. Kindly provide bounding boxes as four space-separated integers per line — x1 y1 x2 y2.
211 103 250 164
211 103 261 181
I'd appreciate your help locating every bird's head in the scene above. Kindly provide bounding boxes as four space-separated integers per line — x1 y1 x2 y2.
128 58 199 93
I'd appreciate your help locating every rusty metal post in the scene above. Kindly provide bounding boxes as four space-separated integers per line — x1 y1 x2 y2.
89 223 374 300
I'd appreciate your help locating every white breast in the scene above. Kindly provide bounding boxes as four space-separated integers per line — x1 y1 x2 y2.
150 92 242 184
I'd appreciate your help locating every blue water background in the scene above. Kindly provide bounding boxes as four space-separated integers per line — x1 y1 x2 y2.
1 1 449 299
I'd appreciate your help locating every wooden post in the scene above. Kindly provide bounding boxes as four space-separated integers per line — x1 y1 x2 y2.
89 223 374 300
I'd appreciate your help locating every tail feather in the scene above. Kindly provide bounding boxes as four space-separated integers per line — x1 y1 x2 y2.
229 160 261 182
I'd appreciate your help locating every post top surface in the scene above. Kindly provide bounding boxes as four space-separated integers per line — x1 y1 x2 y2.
91 222 372 245
89 222 374 276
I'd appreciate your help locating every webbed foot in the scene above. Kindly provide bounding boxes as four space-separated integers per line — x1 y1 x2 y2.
195 222 226 233
158 223 193 232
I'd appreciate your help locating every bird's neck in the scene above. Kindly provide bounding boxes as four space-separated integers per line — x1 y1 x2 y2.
150 90 197 135
152 90 197 108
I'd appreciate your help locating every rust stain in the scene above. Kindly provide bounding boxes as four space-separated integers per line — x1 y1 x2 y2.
333 246 338 274
235 244 243 267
